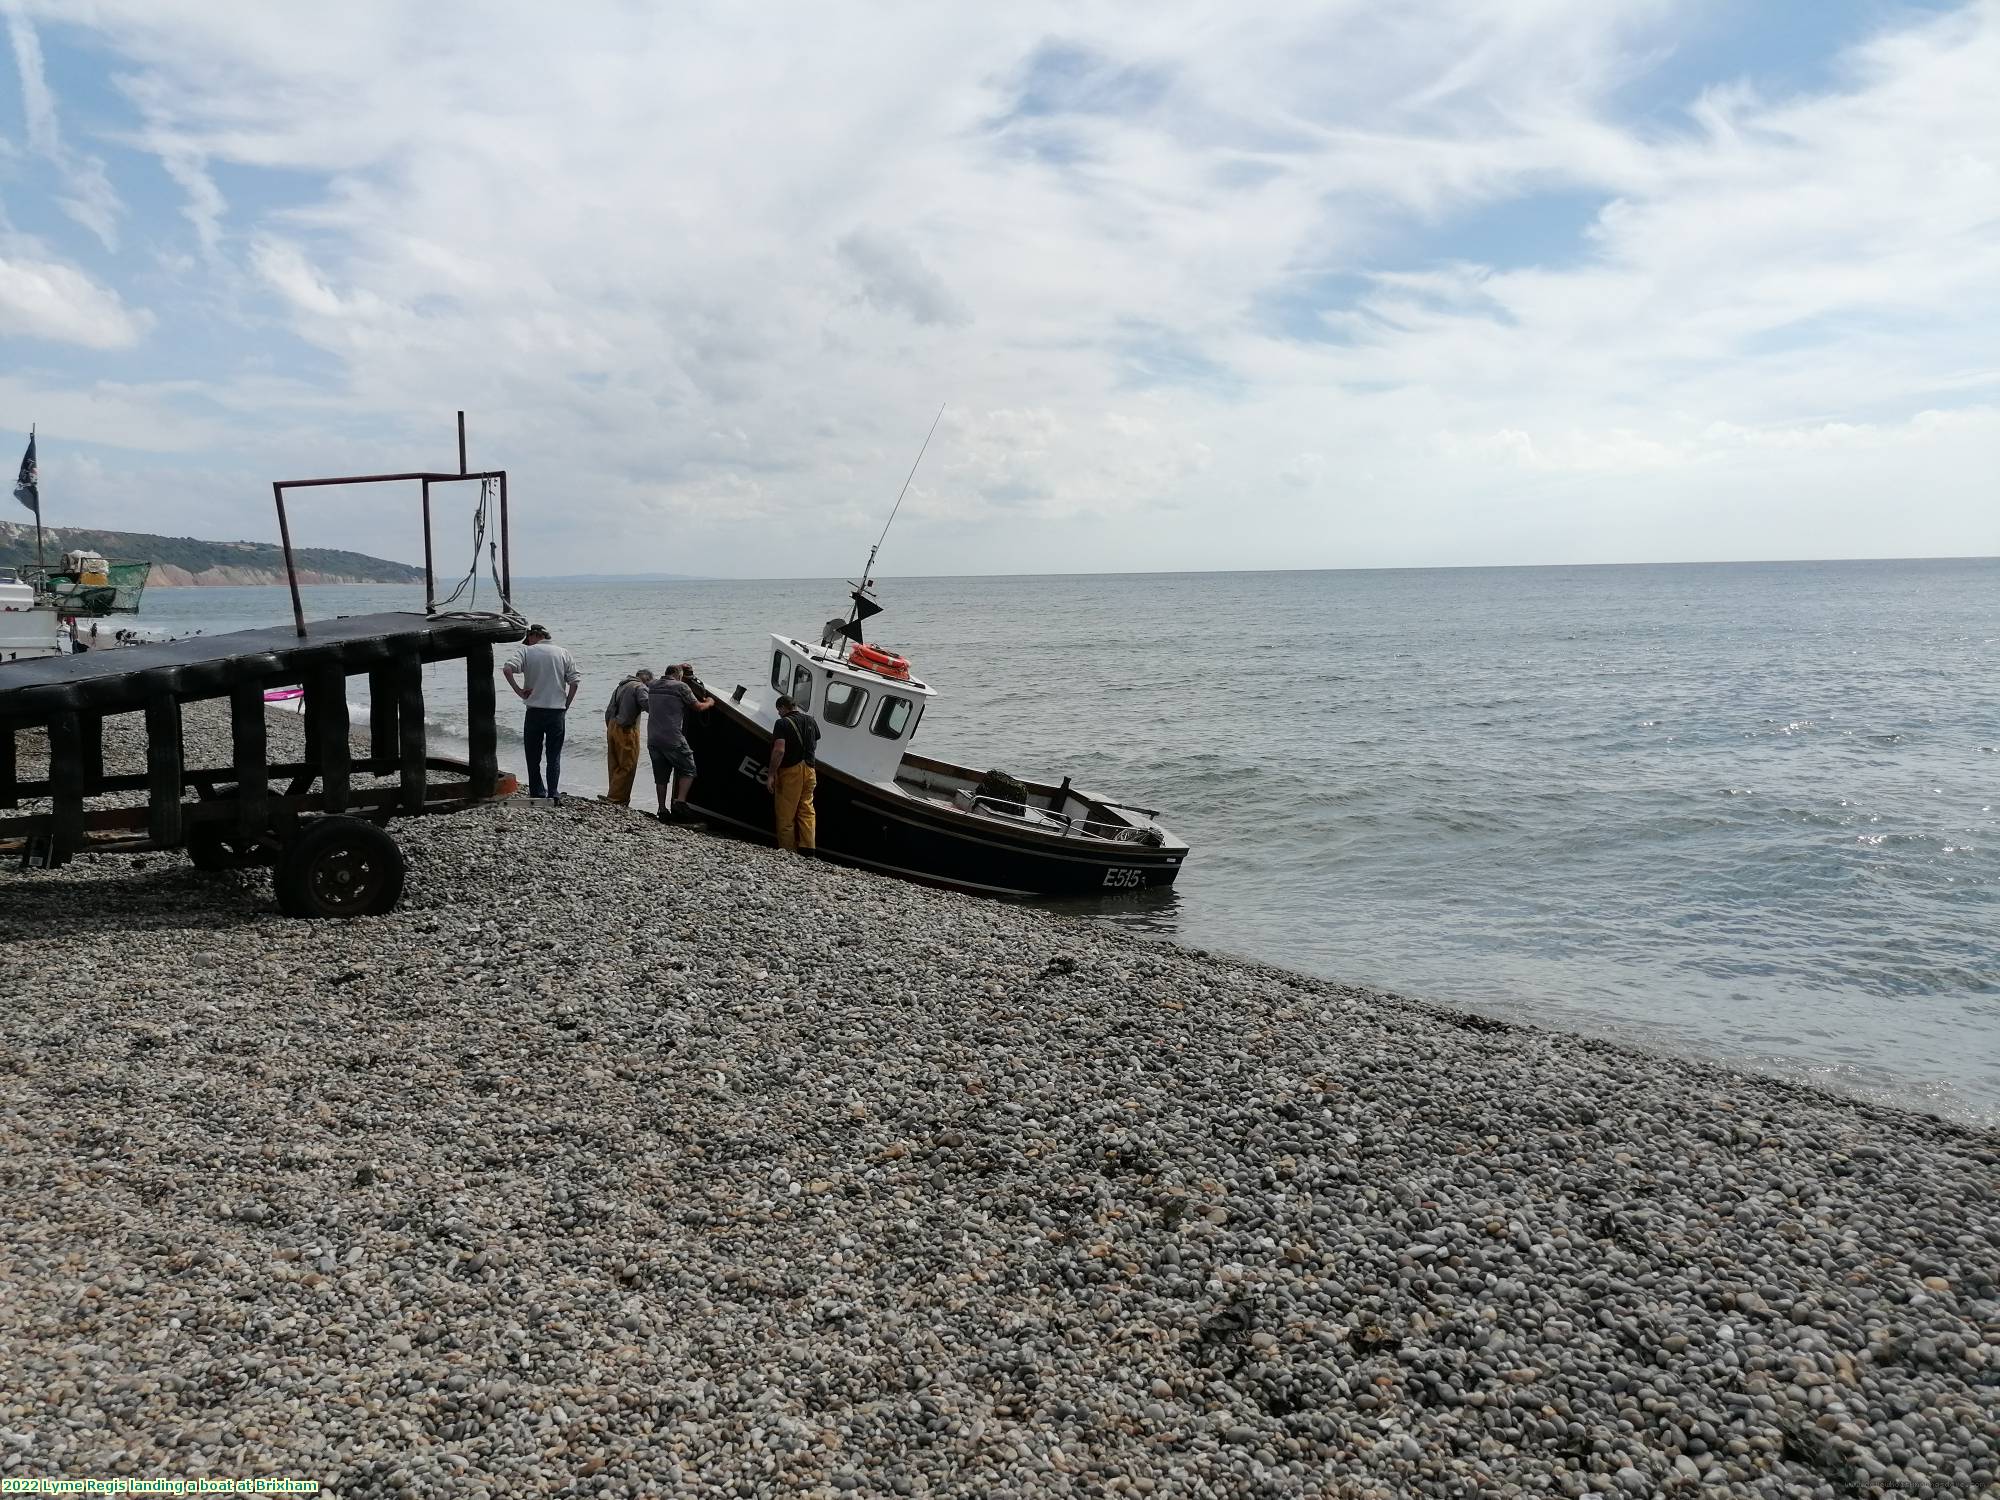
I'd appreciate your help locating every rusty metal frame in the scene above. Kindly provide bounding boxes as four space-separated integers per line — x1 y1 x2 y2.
271 411 511 638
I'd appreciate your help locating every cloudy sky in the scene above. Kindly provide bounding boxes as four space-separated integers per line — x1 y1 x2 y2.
1 0 1995 578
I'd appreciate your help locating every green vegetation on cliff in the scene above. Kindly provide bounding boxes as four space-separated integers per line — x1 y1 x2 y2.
0 522 423 585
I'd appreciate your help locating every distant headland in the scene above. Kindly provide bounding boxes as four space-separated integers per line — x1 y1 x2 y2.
0 522 423 588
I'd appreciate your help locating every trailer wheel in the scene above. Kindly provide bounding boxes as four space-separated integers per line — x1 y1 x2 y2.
275 816 406 918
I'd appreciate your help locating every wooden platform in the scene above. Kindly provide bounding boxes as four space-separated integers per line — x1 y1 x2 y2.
0 611 523 867
0 612 520 717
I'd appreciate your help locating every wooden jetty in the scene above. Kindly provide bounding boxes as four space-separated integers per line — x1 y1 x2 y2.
0 415 524 917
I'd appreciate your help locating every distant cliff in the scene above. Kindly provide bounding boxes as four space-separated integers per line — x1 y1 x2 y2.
0 523 424 588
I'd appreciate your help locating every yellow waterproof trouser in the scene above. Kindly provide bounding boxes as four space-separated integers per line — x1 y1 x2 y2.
774 763 817 851
605 721 640 805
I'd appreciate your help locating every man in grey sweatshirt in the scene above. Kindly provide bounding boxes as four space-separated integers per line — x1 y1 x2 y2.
501 623 581 799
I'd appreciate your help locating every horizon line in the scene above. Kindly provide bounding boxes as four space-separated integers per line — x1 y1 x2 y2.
521 552 2000 585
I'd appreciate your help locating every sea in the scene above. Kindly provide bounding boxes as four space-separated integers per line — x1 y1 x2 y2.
133 559 2000 1127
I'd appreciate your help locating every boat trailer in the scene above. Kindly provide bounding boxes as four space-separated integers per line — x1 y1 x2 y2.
0 416 523 917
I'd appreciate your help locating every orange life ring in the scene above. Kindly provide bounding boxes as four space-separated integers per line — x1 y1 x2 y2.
848 643 912 680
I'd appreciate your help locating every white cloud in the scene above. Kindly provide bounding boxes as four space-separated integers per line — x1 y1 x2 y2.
837 229 969 327
58 155 120 250
0 0 1994 572
0 253 148 346
159 146 225 254
251 236 356 321
1440 427 1689 473
1278 451 1326 490
3 2 57 155
4 0 123 249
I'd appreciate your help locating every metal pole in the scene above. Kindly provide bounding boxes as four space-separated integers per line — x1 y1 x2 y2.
457 410 467 476
497 472 511 608
31 424 43 570
272 482 308 638
265 469 495 490
421 478 435 613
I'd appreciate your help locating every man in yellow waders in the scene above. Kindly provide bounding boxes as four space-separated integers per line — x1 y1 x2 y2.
767 693 820 852
600 668 654 806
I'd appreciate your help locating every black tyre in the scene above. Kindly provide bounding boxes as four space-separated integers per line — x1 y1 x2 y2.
187 821 236 871
188 825 277 870
274 816 406 918
187 787 276 870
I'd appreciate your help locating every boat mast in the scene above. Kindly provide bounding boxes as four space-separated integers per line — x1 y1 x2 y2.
841 404 944 655
30 424 42 570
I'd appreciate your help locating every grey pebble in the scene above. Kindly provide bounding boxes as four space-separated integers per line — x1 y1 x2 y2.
0 702 1991 1499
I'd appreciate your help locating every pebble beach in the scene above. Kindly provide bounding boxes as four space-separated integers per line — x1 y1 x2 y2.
0 709 1994 1499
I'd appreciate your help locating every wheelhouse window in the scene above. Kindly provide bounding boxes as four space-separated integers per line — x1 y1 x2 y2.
824 680 868 727
770 651 790 693
790 663 814 710
871 694 915 739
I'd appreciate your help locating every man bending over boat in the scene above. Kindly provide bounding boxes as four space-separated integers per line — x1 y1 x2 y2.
647 664 713 822
601 666 654 807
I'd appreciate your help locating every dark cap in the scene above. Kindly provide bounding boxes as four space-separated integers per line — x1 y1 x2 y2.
525 622 549 637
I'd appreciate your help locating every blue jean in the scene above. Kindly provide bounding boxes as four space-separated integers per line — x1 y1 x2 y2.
522 706 567 798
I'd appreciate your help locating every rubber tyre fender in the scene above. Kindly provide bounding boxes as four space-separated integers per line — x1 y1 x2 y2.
273 815 406 919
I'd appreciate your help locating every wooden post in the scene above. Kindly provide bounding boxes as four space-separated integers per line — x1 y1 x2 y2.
0 723 15 811
145 698 184 846
368 664 400 769
466 643 498 799
78 713 104 794
230 685 268 840
48 712 84 863
396 647 426 814
308 665 350 813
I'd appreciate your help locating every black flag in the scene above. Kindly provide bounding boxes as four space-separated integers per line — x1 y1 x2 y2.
12 431 36 516
832 587 884 643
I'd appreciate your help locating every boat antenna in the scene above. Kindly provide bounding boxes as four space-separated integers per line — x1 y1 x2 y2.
862 403 944 586
839 403 944 653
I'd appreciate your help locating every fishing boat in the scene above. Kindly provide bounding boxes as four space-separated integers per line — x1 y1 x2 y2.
0 573 62 663
25 549 151 618
677 412 1187 894
6 429 152 652
681 619 1189 896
